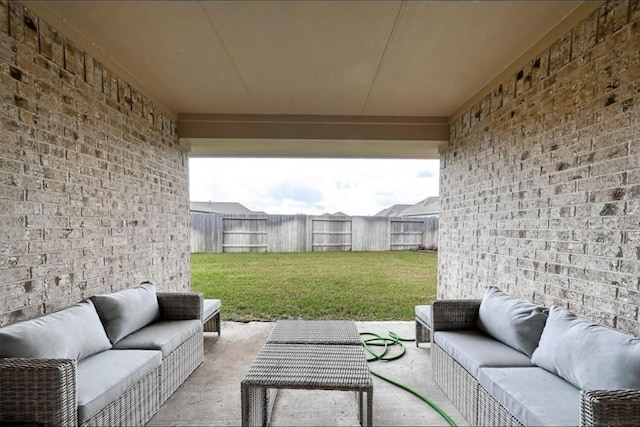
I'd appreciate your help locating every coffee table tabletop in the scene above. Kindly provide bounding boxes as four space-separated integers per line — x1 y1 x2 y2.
241 343 373 426
266 320 362 345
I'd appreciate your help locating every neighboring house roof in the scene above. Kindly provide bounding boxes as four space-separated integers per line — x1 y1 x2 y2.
400 197 439 217
190 201 255 214
375 197 439 217
320 211 348 216
375 204 412 217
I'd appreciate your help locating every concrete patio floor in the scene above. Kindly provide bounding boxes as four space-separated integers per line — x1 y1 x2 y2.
148 321 467 426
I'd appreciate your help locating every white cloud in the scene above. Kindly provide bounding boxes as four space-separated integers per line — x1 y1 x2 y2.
189 158 439 216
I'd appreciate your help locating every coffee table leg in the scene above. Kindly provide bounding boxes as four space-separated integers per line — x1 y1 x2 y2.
266 388 280 426
241 383 249 426
241 385 269 426
367 389 373 427
355 388 373 426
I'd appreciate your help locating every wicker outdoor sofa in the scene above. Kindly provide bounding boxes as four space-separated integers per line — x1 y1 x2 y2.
0 282 205 426
431 287 640 426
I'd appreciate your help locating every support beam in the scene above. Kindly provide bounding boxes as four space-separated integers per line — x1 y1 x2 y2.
178 114 448 159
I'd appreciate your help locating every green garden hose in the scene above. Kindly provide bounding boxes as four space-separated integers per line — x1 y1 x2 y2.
359 331 457 427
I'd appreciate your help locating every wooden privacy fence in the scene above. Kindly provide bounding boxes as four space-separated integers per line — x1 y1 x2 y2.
190 213 439 253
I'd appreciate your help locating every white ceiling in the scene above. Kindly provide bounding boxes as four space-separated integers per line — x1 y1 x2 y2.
28 1 587 118
26 1 581 117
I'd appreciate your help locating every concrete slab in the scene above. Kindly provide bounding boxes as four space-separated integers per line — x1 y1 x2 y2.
148 321 467 426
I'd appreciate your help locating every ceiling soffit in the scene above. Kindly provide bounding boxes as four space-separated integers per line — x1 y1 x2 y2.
20 1 599 158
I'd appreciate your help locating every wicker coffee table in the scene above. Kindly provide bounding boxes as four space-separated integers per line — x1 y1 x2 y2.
241 343 373 427
266 319 362 345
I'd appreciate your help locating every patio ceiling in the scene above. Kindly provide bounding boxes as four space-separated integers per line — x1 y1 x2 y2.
25 1 598 158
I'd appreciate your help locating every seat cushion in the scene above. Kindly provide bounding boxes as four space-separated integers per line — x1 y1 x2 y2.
477 287 548 357
478 367 580 426
77 349 162 423
203 299 221 320
0 300 111 360
532 306 640 390
113 320 202 357
415 305 431 325
434 330 534 377
91 283 160 344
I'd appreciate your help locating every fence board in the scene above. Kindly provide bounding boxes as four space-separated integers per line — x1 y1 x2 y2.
352 216 390 251
190 213 438 253
267 214 307 252
222 215 267 253
390 218 428 250
311 217 352 251
424 216 439 250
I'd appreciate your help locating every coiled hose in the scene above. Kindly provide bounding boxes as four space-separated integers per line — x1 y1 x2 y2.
359 331 457 427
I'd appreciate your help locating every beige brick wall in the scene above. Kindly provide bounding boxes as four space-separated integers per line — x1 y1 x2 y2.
0 1 190 326
440 0 640 335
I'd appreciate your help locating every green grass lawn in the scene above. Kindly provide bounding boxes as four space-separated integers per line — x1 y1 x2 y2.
191 251 437 321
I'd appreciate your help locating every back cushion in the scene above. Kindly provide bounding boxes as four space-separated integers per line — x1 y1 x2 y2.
91 283 160 344
532 306 640 390
477 287 548 357
0 300 111 360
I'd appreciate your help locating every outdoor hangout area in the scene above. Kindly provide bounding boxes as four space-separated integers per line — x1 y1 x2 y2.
3 0 640 426
148 320 467 427
4 282 640 426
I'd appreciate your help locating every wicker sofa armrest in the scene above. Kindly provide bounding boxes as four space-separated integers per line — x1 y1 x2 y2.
580 389 640 426
431 299 481 331
0 358 77 427
157 292 203 320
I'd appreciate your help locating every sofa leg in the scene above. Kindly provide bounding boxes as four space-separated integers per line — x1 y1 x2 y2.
415 318 431 346
204 311 221 335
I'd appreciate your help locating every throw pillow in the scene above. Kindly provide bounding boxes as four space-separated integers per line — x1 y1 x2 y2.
477 286 548 357
531 306 640 390
91 282 160 344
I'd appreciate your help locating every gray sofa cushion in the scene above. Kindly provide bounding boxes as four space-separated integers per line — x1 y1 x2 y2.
0 300 111 360
77 349 162 423
91 283 160 344
478 367 580 426
113 320 202 357
434 330 533 377
531 306 640 390
477 287 548 357
415 305 431 325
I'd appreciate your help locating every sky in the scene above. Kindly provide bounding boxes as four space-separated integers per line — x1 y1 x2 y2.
189 158 439 216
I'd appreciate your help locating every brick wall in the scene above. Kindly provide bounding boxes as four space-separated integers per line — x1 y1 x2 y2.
0 1 190 326
440 0 640 335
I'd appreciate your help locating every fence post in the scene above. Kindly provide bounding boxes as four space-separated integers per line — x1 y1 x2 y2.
305 216 313 252
214 214 223 253
423 217 428 248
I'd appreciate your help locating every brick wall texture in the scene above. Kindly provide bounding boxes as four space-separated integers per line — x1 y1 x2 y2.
0 1 190 326
440 0 640 335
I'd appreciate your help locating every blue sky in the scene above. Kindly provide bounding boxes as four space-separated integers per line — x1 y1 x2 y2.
189 158 439 216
